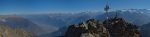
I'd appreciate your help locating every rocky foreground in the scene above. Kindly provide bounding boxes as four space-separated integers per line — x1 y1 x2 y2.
65 17 141 37
0 25 35 37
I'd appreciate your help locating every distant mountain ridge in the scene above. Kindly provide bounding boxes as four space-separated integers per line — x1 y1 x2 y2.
0 9 149 37
21 9 150 37
104 9 150 26
22 9 150 26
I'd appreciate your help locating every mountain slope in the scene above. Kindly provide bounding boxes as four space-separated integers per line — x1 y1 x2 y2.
141 23 150 37
0 25 35 37
0 15 45 36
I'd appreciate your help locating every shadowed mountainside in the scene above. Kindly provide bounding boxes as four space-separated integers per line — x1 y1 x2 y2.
141 23 150 37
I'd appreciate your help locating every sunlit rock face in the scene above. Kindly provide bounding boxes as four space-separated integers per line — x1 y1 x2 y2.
64 19 110 37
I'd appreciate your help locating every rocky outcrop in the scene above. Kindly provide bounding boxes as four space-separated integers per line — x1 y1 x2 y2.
65 19 110 37
65 17 141 37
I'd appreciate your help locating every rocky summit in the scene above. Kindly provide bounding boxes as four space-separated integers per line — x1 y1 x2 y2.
64 17 141 37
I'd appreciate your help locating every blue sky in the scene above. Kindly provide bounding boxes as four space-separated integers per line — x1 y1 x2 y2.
0 0 150 15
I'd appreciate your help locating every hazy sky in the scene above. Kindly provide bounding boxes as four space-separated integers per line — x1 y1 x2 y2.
0 0 150 15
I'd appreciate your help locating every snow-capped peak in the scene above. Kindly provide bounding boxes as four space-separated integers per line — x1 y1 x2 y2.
115 9 150 14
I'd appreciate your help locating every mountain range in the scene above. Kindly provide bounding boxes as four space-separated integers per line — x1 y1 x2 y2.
0 9 150 37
